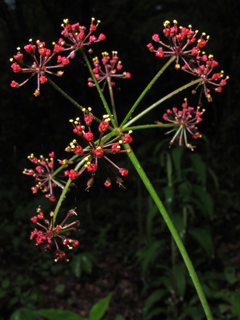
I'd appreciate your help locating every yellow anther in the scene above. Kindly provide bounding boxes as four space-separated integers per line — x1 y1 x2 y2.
61 23 64 27
38 160 40 162
31 153 34 157
208 54 213 59
202 51 205 55
54 259 58 262
105 118 110 122
203 109 206 112
97 20 101 23
72 139 76 143
119 140 123 144
10 58 13 62
74 121 78 125
117 145 121 149
75 32 78 36
82 108 86 112
50 211 54 217
128 130 133 134
69 246 73 250
52 42 56 45
81 125 85 130
69 119 73 122
76 117 80 121
69 239 72 243
36 40 40 44
91 17 95 21
179 26 183 29
103 114 108 118
226 76 229 79
173 20 178 24
29 39 32 42
88 107 92 111
188 24 192 29
17 47 21 51
202 32 206 36
84 164 88 168
127 148 132 153
195 30 198 33
96 146 102 150
206 35 210 40
164 20 170 27
221 70 224 74
206 94 211 98
63 19 69 24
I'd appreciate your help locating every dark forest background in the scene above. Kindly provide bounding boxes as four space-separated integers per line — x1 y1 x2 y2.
1 0 240 319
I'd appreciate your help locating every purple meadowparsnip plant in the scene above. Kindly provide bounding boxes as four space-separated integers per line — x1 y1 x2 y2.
10 17 229 320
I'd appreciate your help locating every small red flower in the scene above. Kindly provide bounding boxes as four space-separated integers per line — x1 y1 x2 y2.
30 207 80 261
160 99 204 150
147 19 209 69
58 18 105 58
63 109 133 189
88 51 131 90
10 40 69 96
23 152 66 201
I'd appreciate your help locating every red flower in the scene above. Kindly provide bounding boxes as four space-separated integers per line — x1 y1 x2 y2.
30 207 80 261
147 19 209 69
181 54 229 102
63 108 133 189
57 18 106 57
10 40 69 96
87 51 131 90
160 99 205 150
23 152 66 201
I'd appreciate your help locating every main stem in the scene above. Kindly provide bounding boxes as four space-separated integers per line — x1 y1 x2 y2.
126 147 214 320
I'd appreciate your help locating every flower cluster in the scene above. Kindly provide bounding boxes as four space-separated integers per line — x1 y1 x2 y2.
55 18 106 58
30 207 80 261
10 40 69 96
147 19 208 69
159 99 204 151
88 51 131 89
182 54 229 102
63 108 133 189
23 152 65 202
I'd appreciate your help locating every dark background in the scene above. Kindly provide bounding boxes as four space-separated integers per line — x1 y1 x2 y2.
1 0 240 319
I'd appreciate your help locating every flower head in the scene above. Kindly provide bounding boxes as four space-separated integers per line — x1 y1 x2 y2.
182 54 229 102
10 40 68 96
88 51 131 90
56 18 106 58
63 108 132 189
160 99 204 151
23 152 66 201
30 207 80 261
147 20 209 69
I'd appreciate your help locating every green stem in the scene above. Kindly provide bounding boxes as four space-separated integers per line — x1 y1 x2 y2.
126 147 214 320
122 123 176 131
120 56 176 127
123 78 203 129
107 76 118 126
82 50 116 127
47 77 103 124
53 158 86 226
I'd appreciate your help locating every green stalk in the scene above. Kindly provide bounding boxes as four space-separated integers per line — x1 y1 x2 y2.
126 146 214 320
123 78 203 129
107 76 118 126
121 123 176 131
82 50 116 127
120 56 176 127
53 157 86 226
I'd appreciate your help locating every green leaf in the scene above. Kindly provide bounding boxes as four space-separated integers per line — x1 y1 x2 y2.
1 278 10 289
144 307 165 320
115 314 125 320
171 146 183 181
175 264 186 298
89 293 112 320
71 253 95 278
141 240 164 274
193 185 214 220
34 309 84 320
190 153 206 187
144 289 166 314
188 228 214 257
146 206 158 237
10 308 36 320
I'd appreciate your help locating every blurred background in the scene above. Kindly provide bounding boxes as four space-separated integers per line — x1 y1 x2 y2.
1 0 240 319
